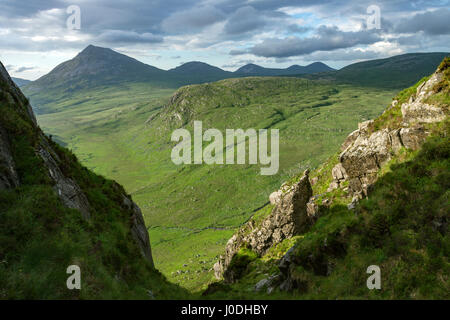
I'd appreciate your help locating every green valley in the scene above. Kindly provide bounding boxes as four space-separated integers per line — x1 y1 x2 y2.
22 47 447 292
31 76 396 291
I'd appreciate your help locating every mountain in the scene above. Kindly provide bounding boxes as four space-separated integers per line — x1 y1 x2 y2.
169 61 234 83
0 60 187 299
235 62 334 76
11 77 31 87
25 45 174 94
288 62 335 74
209 57 449 299
309 52 449 88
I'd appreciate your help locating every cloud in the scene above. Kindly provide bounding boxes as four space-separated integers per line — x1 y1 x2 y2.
15 66 37 73
395 9 450 35
162 5 226 34
223 6 267 35
248 25 382 58
0 0 449 78
4 64 37 73
97 30 163 44
229 49 248 56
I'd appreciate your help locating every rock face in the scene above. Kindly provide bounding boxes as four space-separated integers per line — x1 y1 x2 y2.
0 61 154 266
401 72 446 124
214 171 313 282
0 127 20 190
273 63 448 293
327 68 447 196
122 195 154 266
37 142 92 220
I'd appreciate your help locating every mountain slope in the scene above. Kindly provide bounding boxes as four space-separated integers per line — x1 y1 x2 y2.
0 61 187 299
169 61 233 83
11 77 31 87
23 45 180 113
209 58 450 299
307 52 449 89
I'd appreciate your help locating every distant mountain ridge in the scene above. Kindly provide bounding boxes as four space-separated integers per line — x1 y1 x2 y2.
11 77 31 87
22 45 449 114
304 52 450 88
235 62 334 76
24 45 334 94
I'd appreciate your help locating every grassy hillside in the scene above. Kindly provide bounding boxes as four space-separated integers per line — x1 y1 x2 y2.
205 61 449 299
32 76 396 291
0 63 187 299
304 52 449 89
207 125 449 299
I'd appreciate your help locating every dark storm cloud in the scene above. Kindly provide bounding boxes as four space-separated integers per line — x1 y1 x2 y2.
0 0 449 61
395 9 450 35
161 5 226 34
223 6 267 35
248 26 382 58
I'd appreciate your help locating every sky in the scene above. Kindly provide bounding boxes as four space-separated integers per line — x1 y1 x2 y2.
0 0 449 80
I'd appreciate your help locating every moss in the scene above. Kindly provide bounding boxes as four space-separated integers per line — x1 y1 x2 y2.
226 247 259 280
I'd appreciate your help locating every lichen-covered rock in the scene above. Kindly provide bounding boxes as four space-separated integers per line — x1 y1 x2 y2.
38 144 91 220
339 128 394 194
400 126 429 150
327 64 447 196
401 72 446 124
331 163 347 182
215 171 313 282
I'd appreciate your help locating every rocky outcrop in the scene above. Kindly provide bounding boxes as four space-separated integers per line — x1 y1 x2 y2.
0 126 20 190
327 67 447 196
214 170 313 281
37 141 91 220
272 62 449 293
401 71 446 124
122 195 154 266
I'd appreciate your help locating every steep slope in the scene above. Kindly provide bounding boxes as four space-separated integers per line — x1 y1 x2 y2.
0 61 187 299
209 58 449 299
309 52 449 89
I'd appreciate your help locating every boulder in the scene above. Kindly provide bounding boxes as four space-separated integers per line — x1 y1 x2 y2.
400 126 429 151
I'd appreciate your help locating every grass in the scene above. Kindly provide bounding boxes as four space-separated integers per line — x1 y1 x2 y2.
1 77 188 299
205 125 449 299
203 63 449 299
29 77 396 291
